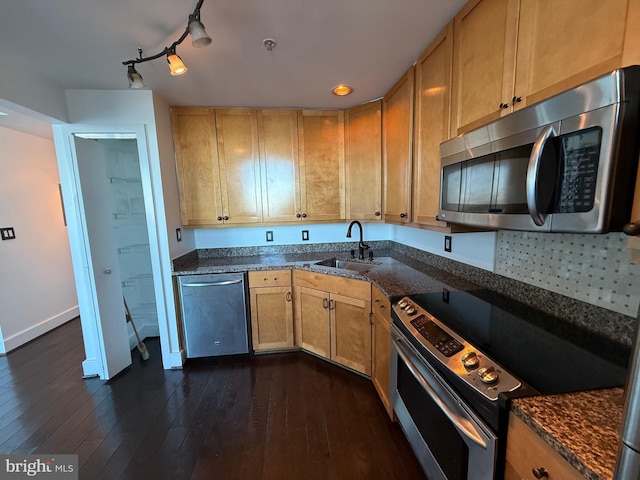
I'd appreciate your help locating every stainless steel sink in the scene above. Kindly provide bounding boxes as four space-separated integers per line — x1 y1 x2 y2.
314 257 377 273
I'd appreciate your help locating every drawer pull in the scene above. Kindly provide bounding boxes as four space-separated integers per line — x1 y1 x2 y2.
532 467 548 479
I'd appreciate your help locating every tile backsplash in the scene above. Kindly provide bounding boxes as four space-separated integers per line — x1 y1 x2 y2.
496 231 640 317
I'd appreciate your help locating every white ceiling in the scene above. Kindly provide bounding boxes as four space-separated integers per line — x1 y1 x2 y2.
0 0 465 137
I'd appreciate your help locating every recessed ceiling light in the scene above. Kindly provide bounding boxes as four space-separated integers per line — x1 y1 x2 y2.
332 85 353 96
0 111 8 116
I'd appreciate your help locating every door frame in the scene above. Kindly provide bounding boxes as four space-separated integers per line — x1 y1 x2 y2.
53 123 171 379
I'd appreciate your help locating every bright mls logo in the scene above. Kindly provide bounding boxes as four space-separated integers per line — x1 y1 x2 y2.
0 455 77 480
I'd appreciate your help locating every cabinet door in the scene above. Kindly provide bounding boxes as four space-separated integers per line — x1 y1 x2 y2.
451 0 519 135
170 107 223 226
514 0 630 108
249 286 294 351
413 22 453 229
345 100 382 221
298 110 345 221
295 286 331 358
215 109 263 224
383 67 414 223
371 288 393 419
257 109 301 223
330 293 371 376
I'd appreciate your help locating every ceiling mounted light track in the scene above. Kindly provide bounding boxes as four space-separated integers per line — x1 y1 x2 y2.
122 0 212 88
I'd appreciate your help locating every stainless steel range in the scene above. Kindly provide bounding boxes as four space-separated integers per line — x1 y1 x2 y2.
390 288 629 480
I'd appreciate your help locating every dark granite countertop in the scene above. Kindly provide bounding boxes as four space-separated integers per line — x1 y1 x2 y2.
172 248 479 298
512 389 624 480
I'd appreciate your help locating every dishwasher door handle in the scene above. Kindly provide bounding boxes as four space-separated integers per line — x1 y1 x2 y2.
181 279 243 287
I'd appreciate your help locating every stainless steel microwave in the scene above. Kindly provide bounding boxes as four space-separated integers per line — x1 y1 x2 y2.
438 67 640 233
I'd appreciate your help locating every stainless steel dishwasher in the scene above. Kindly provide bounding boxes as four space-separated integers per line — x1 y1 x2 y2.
177 273 250 358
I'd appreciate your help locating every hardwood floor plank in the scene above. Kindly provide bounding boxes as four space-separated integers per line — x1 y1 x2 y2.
0 319 426 480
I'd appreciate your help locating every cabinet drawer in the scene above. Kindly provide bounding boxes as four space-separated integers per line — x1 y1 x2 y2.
295 270 370 301
248 269 291 287
505 414 583 480
371 285 390 320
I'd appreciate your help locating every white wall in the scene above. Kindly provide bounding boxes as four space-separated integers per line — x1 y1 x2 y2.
193 221 497 271
0 126 78 353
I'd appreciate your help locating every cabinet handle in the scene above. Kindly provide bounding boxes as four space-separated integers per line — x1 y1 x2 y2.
217 216 223 221
296 213 301 218
512 96 522 104
322 298 329 309
223 215 229 221
374 211 381 216
532 467 549 479
302 213 307 218
499 102 510 109
400 212 407 218
286 291 292 302
369 313 374 325
329 299 335 310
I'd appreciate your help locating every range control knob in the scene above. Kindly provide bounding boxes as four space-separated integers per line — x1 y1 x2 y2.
461 351 479 370
406 307 417 316
478 366 499 384
398 300 409 309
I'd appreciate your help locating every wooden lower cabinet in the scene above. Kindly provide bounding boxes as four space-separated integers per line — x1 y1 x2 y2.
504 413 583 480
294 270 372 375
248 270 294 352
371 286 393 419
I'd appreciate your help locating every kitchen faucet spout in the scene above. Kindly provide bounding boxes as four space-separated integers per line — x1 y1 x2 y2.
346 220 369 260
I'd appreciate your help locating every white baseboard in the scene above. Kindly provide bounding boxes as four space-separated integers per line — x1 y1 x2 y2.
2 306 80 353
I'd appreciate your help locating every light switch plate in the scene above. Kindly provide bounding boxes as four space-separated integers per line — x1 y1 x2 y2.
444 235 452 252
266 230 273 242
1 227 16 240
176 228 182 242
302 230 309 241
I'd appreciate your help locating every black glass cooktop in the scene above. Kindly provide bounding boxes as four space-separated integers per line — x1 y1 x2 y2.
401 289 630 396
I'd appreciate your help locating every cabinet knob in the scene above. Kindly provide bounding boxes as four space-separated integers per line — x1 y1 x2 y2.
223 215 229 221
217 216 223 221
374 211 381 216
623 221 640 236
532 467 549 479
400 212 407 218
296 213 301 218
322 298 329 309
499 102 510 109
104 269 112 275
302 213 307 218
286 291 292 302
512 96 523 104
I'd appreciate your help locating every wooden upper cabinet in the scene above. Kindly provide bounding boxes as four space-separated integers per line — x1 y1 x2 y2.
451 0 519 136
298 110 346 222
345 100 382 221
257 109 301 223
383 66 415 224
515 0 632 108
413 22 453 229
170 107 223 227
214 109 263 224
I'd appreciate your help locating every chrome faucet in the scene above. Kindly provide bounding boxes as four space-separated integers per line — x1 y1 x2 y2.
346 220 369 260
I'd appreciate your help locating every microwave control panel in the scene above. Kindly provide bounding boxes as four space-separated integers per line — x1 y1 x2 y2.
557 127 602 213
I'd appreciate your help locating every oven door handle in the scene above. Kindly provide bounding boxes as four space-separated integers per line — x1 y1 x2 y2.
394 337 488 449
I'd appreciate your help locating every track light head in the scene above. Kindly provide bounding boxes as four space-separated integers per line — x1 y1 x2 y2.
127 64 145 89
167 46 188 76
188 15 212 47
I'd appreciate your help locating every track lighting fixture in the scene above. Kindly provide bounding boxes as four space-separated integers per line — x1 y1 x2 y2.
121 0 212 88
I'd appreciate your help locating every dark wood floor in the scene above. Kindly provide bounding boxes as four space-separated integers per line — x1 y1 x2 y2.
0 318 426 480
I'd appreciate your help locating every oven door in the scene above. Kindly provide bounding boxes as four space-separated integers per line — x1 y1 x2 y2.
391 324 497 480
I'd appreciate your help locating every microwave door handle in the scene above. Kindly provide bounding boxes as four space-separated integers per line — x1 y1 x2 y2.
393 338 488 449
526 125 557 226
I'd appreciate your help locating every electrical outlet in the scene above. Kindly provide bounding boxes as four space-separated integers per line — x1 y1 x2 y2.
444 235 452 252
176 228 182 242
266 230 274 242
0 227 16 240
302 230 309 241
